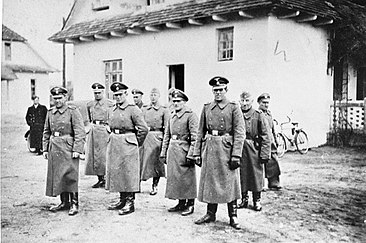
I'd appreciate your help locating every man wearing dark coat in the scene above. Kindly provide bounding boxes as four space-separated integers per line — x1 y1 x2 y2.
257 93 282 190
26 96 47 155
193 76 245 230
106 82 148 215
160 89 198 216
238 91 271 211
43 87 86 216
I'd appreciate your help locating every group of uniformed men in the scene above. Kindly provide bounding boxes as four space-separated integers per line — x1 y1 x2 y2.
42 76 281 229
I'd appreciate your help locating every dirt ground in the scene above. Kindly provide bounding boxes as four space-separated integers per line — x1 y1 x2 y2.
1 114 365 243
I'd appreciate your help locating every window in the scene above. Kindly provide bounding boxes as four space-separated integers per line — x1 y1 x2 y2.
5 42 11 61
218 27 234 61
92 0 109 11
104 59 123 98
356 67 366 100
30 79 36 99
147 0 165 6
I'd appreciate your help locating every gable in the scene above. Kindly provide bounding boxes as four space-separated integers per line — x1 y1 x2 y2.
2 25 27 42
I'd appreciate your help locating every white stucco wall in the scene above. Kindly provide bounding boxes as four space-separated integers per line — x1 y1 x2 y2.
72 15 333 146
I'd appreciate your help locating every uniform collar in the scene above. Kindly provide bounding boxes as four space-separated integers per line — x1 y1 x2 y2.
148 102 161 110
95 98 105 106
243 107 255 119
114 100 129 110
209 98 229 110
52 105 68 114
172 106 190 118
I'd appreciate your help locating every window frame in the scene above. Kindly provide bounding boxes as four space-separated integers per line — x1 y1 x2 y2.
217 27 234 62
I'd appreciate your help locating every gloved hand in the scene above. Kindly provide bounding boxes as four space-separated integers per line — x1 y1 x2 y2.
194 156 202 167
259 158 269 164
72 152 80 159
159 156 167 164
228 157 241 170
182 158 195 167
43 152 48 160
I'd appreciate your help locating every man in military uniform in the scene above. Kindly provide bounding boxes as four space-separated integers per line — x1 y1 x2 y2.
85 83 114 188
131 88 144 109
193 76 245 229
26 96 48 155
106 82 148 215
238 91 271 211
140 88 170 195
257 93 282 190
160 89 198 216
43 87 86 216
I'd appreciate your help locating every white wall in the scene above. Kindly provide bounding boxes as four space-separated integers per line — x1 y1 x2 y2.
72 16 333 146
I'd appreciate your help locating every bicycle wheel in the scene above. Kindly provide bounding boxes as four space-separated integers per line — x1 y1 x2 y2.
276 133 287 158
295 130 309 154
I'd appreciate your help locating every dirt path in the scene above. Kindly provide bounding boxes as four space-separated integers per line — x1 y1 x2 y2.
1 114 365 242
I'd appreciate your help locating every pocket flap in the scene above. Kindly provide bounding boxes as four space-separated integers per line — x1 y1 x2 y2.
125 135 138 145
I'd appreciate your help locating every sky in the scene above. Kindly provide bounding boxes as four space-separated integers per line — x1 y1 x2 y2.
2 0 75 85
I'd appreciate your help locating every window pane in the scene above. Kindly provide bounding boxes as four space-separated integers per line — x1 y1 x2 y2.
118 61 122 70
105 63 110 72
119 74 122 82
218 27 233 61
112 74 117 82
112 62 117 71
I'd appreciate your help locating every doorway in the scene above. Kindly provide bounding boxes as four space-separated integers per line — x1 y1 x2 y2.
168 64 184 91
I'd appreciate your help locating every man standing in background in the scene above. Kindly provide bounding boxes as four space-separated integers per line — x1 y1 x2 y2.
132 88 144 109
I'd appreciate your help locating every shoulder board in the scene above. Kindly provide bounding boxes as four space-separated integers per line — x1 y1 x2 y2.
142 104 148 107
255 109 263 113
49 107 55 111
204 101 211 106
68 105 77 110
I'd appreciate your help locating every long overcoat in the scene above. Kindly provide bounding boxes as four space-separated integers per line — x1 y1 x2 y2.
43 105 85 196
26 104 48 149
105 101 148 192
140 103 170 180
263 110 281 179
160 106 198 200
85 98 114 176
240 108 271 192
193 98 245 204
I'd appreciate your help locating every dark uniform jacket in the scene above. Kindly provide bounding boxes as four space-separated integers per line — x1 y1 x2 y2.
43 105 86 196
26 104 48 149
240 108 271 192
85 98 114 175
161 106 198 199
105 101 148 192
193 98 245 203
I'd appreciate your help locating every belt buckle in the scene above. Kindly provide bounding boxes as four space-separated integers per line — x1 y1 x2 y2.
212 130 218 136
95 121 100 125
172 135 177 140
115 129 120 134
54 132 60 137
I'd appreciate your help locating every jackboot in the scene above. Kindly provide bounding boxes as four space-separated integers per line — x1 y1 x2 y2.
194 203 217 224
49 192 70 212
168 199 186 212
228 200 241 229
108 192 126 210
238 191 249 209
150 177 160 195
92 175 105 188
118 193 135 215
253 192 262 211
68 192 79 216
181 199 194 216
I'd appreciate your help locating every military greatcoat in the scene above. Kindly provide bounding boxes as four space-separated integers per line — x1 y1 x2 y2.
85 98 114 176
240 108 271 192
43 105 86 197
160 106 198 200
140 103 170 180
105 101 148 192
193 98 245 204
263 110 281 180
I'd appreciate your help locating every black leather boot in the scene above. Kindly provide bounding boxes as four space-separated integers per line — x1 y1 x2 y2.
68 192 79 216
168 199 186 212
228 200 241 229
150 177 160 195
108 192 126 210
194 203 217 224
253 192 262 211
49 192 70 212
92 175 105 188
238 191 249 209
118 193 135 215
181 199 194 216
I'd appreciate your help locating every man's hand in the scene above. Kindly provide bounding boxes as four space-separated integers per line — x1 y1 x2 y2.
259 158 269 164
43 152 48 160
228 157 241 170
72 152 80 159
159 156 167 164
183 158 195 167
194 156 202 167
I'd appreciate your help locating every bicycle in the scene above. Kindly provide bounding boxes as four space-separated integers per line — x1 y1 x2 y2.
274 116 309 158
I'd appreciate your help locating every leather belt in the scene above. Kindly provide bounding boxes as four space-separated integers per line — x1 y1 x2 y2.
149 128 163 132
92 120 107 125
111 129 135 134
207 130 232 136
